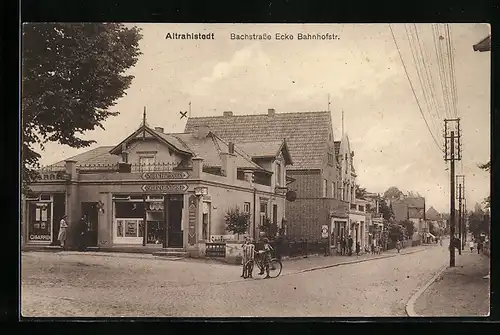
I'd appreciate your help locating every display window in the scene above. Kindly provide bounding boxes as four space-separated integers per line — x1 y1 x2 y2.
113 195 168 245
27 199 53 243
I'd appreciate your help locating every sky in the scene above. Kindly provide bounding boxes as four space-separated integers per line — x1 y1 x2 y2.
34 23 491 213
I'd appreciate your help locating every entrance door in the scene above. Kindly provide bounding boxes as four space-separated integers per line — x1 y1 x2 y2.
167 195 183 248
82 202 99 247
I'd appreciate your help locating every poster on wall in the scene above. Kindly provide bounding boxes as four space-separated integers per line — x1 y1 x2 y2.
35 208 41 221
41 208 47 221
188 195 197 246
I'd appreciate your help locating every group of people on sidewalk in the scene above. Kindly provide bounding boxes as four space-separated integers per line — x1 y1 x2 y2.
468 239 485 254
56 214 90 251
336 235 362 256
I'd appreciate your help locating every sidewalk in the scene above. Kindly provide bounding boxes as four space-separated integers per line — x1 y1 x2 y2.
281 244 429 273
23 244 430 274
412 250 490 316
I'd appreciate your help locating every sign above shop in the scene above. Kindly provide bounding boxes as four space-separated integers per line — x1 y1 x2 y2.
141 184 188 193
141 171 189 180
38 171 71 181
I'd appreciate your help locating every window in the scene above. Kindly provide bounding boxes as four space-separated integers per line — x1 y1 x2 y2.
358 205 365 212
327 153 334 166
323 179 328 198
260 200 268 227
244 202 251 213
139 155 155 172
276 162 282 186
331 181 335 198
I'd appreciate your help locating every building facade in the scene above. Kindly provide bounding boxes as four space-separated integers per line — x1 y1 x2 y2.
23 120 292 256
391 196 426 241
185 109 349 243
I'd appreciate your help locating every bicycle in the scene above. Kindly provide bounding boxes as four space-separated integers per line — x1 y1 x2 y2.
244 250 283 279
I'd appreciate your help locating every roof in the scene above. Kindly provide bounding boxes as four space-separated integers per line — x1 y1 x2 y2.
185 111 333 169
405 196 425 208
237 140 293 165
426 206 441 221
49 146 119 167
473 35 491 52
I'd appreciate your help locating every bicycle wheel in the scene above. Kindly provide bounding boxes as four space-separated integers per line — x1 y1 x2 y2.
268 258 282 278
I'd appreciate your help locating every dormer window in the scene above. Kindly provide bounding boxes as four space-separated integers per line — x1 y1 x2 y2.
275 162 282 186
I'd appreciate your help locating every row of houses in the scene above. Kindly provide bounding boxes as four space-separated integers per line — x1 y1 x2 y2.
21 109 409 255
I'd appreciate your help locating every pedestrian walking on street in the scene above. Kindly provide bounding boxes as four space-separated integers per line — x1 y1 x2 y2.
275 229 285 261
341 237 346 256
469 240 474 252
57 215 68 250
396 240 401 253
347 236 354 256
477 240 482 254
355 241 361 257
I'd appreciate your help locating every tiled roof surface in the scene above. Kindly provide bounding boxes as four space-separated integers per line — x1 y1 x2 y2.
49 146 118 167
185 111 332 169
153 131 194 154
237 141 283 158
426 206 441 221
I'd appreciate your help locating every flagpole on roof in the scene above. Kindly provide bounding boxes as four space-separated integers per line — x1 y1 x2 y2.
143 106 146 140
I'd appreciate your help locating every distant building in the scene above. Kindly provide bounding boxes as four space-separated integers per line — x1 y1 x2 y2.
391 196 426 241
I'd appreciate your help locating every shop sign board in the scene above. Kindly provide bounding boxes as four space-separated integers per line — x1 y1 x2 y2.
141 184 188 193
188 195 197 246
29 234 51 241
38 171 71 181
321 225 329 238
141 171 189 180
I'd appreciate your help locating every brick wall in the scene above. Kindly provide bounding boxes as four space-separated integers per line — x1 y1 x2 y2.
287 170 322 198
286 198 348 242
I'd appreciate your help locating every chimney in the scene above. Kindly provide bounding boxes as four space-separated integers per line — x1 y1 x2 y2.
191 157 204 179
228 142 235 154
268 108 275 117
154 127 164 133
223 111 233 117
65 160 77 179
220 151 237 182
194 125 210 139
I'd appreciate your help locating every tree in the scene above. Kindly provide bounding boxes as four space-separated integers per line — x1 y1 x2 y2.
22 23 143 195
468 205 490 239
225 207 251 240
383 187 404 200
400 220 415 239
387 221 404 242
378 198 394 221
355 184 367 199
478 161 491 208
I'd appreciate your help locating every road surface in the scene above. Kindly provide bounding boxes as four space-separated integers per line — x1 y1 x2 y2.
21 244 448 317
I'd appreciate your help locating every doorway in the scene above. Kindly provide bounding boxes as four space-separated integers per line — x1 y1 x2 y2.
81 202 99 247
167 195 183 248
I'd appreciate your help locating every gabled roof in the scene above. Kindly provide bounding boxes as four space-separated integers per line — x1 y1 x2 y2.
185 111 333 169
171 132 266 172
237 140 293 165
405 196 425 208
473 35 491 52
49 146 119 167
109 125 193 156
426 206 441 221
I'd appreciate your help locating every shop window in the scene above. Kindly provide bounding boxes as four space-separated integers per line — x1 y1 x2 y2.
27 202 52 242
115 201 145 218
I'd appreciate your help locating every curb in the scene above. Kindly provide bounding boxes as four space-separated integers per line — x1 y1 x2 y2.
295 247 429 274
405 264 448 317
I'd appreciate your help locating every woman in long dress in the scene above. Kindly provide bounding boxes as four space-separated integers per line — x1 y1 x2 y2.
58 215 68 249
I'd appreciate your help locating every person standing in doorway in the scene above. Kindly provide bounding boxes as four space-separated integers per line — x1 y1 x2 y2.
347 235 354 256
355 241 361 257
78 214 88 251
340 237 346 256
58 215 68 250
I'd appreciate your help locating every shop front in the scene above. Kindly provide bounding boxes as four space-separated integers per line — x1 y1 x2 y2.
25 193 66 246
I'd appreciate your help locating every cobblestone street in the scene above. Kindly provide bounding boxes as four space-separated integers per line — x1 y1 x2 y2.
21 244 448 317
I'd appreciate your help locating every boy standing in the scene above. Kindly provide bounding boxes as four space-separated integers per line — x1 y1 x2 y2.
241 238 255 279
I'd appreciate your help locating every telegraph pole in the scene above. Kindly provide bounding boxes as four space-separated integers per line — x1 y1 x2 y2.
444 118 461 267
456 175 464 256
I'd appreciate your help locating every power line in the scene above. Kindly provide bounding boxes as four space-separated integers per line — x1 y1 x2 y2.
389 24 444 152
432 24 453 119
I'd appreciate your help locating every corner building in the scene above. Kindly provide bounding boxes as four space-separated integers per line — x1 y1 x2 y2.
23 120 292 257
